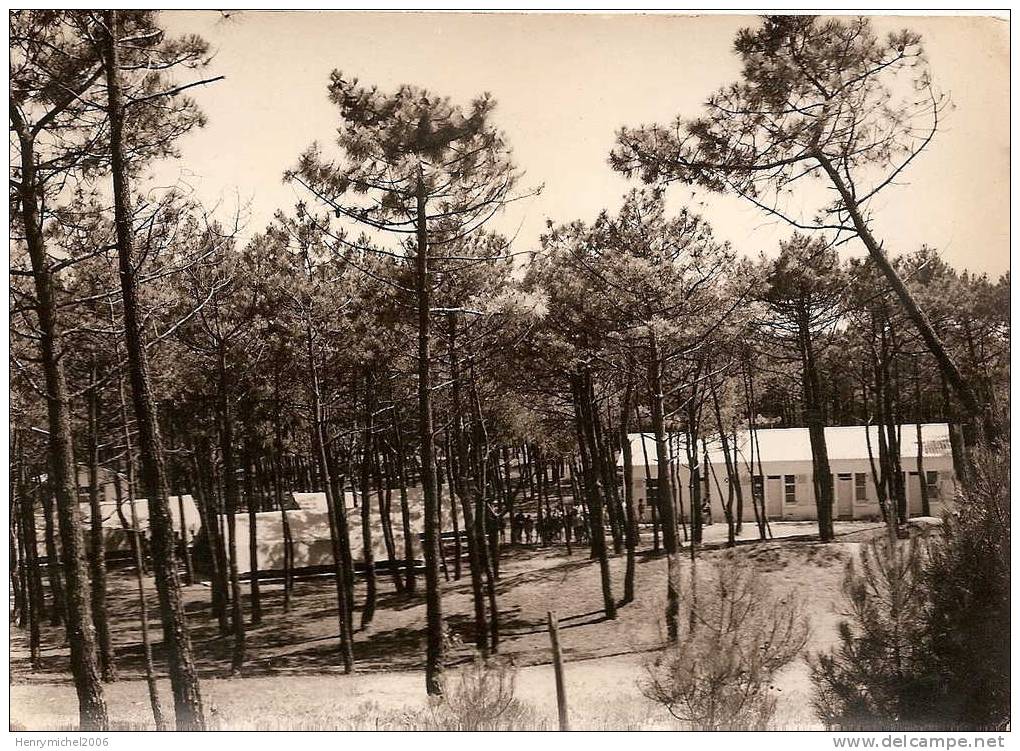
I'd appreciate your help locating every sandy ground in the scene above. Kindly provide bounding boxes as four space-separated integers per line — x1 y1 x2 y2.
10 521 886 730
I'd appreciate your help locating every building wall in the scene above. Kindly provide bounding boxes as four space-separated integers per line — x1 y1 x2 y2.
628 454 956 524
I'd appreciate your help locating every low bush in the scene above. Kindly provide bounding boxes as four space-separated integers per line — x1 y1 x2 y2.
413 654 545 731
641 556 809 730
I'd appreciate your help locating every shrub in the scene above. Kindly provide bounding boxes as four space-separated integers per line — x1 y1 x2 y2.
641 556 809 730
926 446 1010 728
809 536 937 729
811 446 1010 731
416 654 544 731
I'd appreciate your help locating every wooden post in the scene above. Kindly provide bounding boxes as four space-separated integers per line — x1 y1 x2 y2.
547 610 569 731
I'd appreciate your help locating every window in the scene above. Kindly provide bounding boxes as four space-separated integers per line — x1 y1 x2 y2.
784 474 797 504
925 471 940 499
855 473 868 502
752 475 764 500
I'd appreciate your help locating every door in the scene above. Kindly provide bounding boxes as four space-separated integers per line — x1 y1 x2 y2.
766 476 783 518
835 473 854 520
907 472 923 516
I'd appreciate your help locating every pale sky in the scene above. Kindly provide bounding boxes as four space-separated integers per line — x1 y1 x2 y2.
152 11 1010 276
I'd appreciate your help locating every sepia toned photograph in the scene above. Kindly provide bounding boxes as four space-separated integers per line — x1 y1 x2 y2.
8 9 1010 735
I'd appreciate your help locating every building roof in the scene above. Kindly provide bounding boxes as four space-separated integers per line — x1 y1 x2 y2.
620 423 953 467
292 491 357 512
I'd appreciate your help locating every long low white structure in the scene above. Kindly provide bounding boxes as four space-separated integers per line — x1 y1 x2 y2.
83 494 202 535
621 423 957 523
221 488 454 576
75 494 201 558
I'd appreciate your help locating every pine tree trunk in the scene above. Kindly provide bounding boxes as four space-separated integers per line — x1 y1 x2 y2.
435 462 450 582
553 461 572 556
416 169 445 694
729 425 745 536
102 11 205 728
709 377 738 547
878 323 906 527
862 379 893 538
913 359 931 517
680 361 704 547
13 111 108 731
40 489 65 627
192 441 230 634
593 406 624 555
215 351 246 674
488 452 505 539
308 353 354 672
378 452 403 592
447 313 488 653
391 411 417 594
572 368 616 620
503 449 517 545
522 445 536 524
244 450 262 626
87 366 116 682
15 513 29 630
467 361 500 651
358 369 378 628
741 356 770 540
323 441 356 626
278 465 293 610
444 433 462 580
534 448 546 546
46 339 109 729
176 493 195 587
166 423 194 587
271 381 293 611
114 463 167 730
799 311 834 541
12 496 25 627
10 513 22 640
942 375 970 487
300 279 354 664
647 335 678 640
14 442 43 669
567 460 583 545
665 434 683 543
618 370 638 605
815 149 996 440
633 400 659 551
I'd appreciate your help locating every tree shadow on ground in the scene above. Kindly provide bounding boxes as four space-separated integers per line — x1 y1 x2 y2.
10 539 659 684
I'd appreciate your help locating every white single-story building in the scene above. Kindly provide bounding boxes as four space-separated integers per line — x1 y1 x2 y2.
620 423 957 523
81 494 202 536
78 494 202 558
226 487 452 576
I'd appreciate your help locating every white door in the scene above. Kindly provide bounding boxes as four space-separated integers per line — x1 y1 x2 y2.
835 474 854 519
766 476 783 518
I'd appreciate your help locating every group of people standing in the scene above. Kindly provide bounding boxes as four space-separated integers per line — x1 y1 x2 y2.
511 507 589 546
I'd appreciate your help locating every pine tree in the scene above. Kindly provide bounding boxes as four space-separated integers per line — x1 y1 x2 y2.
290 75 522 695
